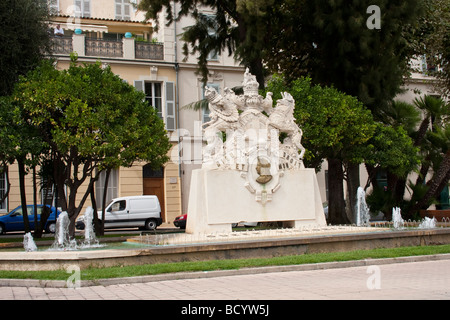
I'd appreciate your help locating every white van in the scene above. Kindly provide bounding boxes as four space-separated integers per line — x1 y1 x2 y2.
103 195 162 230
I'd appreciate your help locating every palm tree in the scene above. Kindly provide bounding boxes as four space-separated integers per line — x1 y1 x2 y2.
407 95 450 216
408 123 450 215
412 95 448 146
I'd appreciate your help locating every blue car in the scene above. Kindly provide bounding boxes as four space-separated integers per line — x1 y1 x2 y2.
0 205 61 234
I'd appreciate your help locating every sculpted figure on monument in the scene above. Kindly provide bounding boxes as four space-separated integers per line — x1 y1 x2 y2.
202 68 306 178
202 86 240 167
268 92 306 166
225 68 273 130
203 86 239 131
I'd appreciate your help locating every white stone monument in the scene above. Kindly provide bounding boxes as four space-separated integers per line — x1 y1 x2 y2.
186 69 326 234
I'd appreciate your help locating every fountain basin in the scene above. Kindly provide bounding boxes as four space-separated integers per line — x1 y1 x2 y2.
1 228 450 271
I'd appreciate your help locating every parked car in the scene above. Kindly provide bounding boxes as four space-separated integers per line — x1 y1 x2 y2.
172 213 257 229
0 205 61 234
174 213 187 229
76 195 162 231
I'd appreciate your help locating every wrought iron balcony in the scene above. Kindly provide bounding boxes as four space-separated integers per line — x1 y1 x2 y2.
85 38 123 58
51 36 73 55
135 41 164 60
50 36 164 61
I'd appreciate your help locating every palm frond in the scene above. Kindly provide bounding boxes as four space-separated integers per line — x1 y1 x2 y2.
182 98 209 111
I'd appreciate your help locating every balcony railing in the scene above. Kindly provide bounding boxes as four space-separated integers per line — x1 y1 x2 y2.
85 38 123 58
51 36 164 61
135 41 164 60
51 36 73 55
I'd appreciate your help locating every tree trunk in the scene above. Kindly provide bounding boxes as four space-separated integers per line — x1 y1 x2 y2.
67 177 96 238
38 184 54 238
90 184 102 237
414 116 430 147
17 157 30 233
408 150 450 216
0 165 11 205
100 168 111 237
364 163 379 190
327 158 350 225
32 164 41 238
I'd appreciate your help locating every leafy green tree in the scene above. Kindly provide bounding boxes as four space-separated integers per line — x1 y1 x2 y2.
0 96 46 234
0 0 51 96
139 0 428 222
409 0 450 98
0 97 15 205
138 0 276 88
0 0 51 233
266 75 376 224
13 59 171 237
363 124 420 219
265 0 423 112
365 96 450 219
406 96 450 217
267 0 424 220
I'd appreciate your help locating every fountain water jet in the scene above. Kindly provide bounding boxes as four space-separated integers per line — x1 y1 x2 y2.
23 232 37 252
392 207 405 229
48 208 104 251
50 211 77 250
392 207 438 230
79 206 102 248
418 216 437 229
356 187 371 227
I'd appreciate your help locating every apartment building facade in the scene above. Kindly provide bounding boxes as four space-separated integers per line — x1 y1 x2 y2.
0 0 244 226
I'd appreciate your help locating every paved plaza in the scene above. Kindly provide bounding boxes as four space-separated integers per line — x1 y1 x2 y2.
1 257 449 301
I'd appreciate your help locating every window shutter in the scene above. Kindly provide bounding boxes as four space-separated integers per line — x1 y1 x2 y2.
82 0 90 17
165 82 176 131
124 0 131 20
74 0 82 16
134 80 144 93
115 0 122 19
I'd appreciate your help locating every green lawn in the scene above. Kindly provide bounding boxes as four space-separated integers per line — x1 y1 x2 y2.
1 244 449 281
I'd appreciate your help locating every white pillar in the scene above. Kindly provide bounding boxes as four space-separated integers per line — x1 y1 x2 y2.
123 38 135 60
73 34 85 57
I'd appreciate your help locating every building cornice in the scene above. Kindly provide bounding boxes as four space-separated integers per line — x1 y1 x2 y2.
50 14 151 26
51 54 176 68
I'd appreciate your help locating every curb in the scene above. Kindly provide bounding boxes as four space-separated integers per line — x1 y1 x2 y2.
2 253 450 288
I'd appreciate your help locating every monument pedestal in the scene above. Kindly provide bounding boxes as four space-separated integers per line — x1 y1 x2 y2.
186 168 326 235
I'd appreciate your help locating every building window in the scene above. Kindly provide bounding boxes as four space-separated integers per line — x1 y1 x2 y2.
204 14 220 61
40 177 54 206
143 165 164 178
145 82 163 119
202 84 220 123
40 177 66 209
207 49 219 61
74 0 90 18
95 169 118 209
134 80 176 131
115 0 131 20
48 0 59 14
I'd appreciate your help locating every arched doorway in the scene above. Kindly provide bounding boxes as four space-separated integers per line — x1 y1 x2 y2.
143 165 165 222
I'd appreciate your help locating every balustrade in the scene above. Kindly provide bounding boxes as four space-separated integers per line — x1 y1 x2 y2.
50 36 164 60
